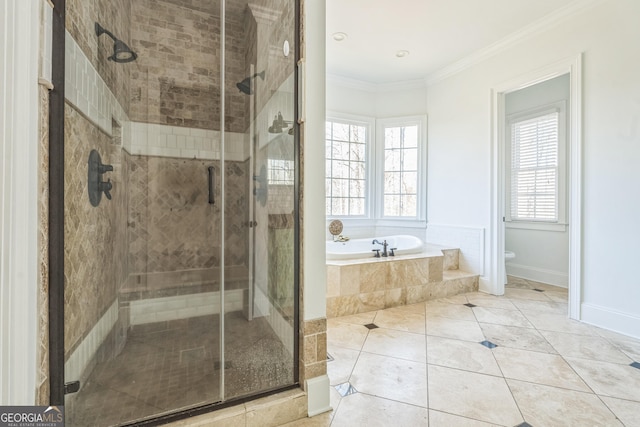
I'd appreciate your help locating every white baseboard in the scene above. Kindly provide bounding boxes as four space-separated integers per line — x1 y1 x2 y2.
581 303 640 340
506 263 568 288
306 375 331 417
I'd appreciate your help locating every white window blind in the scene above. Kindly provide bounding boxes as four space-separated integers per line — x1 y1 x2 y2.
510 112 559 222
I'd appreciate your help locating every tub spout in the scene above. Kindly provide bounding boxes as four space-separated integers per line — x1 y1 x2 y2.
372 239 389 257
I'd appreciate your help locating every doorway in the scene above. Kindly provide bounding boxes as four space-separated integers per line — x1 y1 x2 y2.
491 55 583 319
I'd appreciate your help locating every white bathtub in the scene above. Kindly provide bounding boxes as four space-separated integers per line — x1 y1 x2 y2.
326 235 424 260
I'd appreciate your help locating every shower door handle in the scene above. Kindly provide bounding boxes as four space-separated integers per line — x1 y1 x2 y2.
207 166 215 205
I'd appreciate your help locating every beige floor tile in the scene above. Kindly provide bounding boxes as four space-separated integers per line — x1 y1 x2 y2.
509 298 568 314
593 327 640 345
505 276 532 288
524 281 567 293
493 347 590 392
330 311 377 326
612 338 640 361
472 306 533 328
429 410 500 427
479 323 556 353
278 412 332 427
566 357 640 401
519 311 598 335
545 290 569 302
426 317 485 342
508 380 622 427
362 328 426 363
327 321 369 351
326 345 360 385
539 330 633 364
427 335 502 376
601 396 640 427
331 392 428 427
397 302 428 313
465 295 518 310
350 352 427 407
425 300 477 321
436 293 470 304
373 306 426 334
427 365 523 426
504 287 553 301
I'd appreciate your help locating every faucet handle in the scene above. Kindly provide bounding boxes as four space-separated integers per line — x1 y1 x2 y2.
389 248 397 256
372 249 380 258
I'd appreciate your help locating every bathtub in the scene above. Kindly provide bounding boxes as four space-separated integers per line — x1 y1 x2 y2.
326 235 424 260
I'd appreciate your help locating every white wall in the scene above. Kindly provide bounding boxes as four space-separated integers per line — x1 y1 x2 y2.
427 0 640 337
505 75 570 287
327 77 427 118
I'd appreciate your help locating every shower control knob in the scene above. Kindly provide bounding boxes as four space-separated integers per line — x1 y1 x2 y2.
99 179 112 200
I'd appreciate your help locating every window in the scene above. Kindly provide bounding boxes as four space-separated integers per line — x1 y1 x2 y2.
325 114 426 224
507 103 566 225
382 124 419 217
325 117 371 216
268 159 294 185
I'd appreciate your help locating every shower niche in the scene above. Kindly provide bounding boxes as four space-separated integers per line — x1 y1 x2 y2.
61 1 299 425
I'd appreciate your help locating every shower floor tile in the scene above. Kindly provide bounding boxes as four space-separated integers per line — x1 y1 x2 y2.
66 312 293 427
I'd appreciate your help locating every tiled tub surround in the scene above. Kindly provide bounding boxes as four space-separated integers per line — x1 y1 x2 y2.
326 246 479 318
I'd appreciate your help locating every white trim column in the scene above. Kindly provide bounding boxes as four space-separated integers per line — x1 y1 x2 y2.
302 0 330 417
0 0 42 405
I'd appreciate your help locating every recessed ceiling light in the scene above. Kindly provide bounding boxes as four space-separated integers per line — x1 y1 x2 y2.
396 50 410 58
332 32 348 42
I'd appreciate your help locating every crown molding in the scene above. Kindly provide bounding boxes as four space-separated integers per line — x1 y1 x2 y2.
327 73 426 93
425 0 607 85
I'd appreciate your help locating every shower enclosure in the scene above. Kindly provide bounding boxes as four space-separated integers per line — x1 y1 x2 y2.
59 1 299 425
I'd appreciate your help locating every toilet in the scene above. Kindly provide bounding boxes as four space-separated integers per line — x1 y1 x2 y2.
504 251 516 284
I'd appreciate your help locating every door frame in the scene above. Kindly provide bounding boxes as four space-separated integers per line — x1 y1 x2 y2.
490 54 583 319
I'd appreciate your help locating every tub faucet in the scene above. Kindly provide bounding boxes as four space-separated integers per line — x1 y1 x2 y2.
372 239 389 257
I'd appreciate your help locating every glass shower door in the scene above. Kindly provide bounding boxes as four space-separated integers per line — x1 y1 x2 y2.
222 0 297 399
62 0 298 424
63 1 224 424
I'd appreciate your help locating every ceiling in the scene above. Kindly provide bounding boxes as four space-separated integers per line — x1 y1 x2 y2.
326 0 577 84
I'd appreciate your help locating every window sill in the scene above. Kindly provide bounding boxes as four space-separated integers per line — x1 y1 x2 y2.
506 221 567 232
327 217 427 230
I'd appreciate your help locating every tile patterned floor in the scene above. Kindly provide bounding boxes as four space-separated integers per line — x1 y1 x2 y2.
286 277 640 427
66 312 294 427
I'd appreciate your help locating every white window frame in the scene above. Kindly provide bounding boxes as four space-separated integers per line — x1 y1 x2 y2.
376 116 427 227
325 113 376 224
506 101 567 231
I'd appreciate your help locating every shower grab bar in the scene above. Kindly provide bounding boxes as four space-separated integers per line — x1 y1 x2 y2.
207 166 215 205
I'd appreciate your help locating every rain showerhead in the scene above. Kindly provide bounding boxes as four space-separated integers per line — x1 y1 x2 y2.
236 70 265 95
95 22 137 63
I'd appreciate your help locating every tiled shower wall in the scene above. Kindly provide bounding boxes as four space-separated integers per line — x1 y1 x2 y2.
64 105 128 359
127 156 249 275
129 0 247 133
65 0 132 113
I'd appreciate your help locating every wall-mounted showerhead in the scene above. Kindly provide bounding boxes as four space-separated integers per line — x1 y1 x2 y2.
236 70 265 95
95 22 137 63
